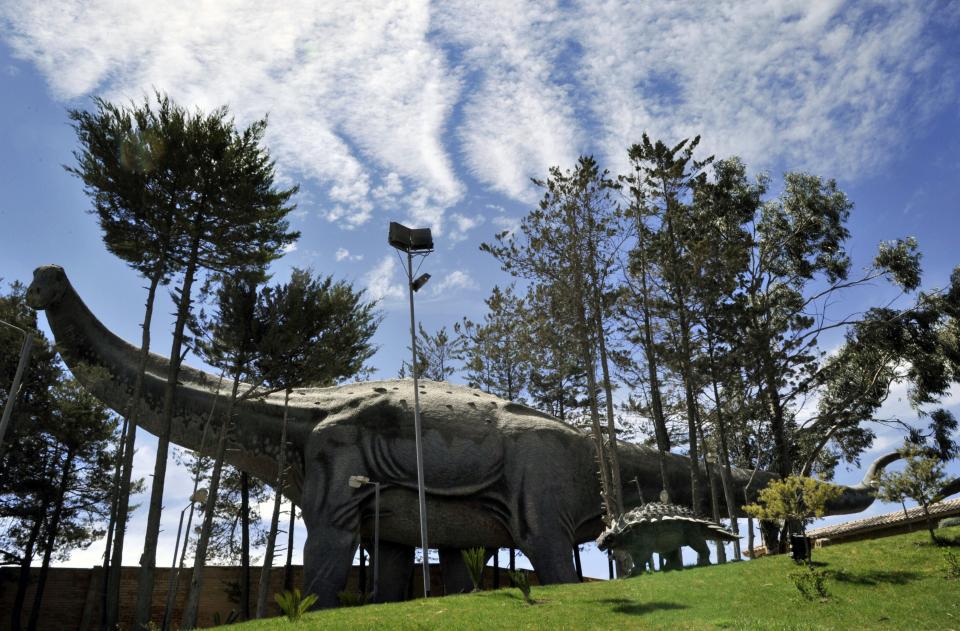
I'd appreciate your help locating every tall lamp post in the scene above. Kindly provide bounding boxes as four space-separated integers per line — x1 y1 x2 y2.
0 319 34 453
348 475 380 601
388 221 433 598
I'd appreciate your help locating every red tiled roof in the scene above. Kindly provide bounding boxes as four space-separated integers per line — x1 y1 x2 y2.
806 498 960 540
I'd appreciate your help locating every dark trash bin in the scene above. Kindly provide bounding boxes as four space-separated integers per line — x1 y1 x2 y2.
790 535 811 562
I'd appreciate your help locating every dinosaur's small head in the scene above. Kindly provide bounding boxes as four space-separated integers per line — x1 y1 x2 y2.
27 265 68 310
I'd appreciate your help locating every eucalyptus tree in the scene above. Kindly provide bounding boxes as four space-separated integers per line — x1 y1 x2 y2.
254 268 378 618
483 155 626 522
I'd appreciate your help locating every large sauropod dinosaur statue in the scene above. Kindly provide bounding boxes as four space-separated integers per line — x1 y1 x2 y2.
27 265 901 608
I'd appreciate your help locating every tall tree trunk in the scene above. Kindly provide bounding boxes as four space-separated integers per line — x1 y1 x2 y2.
576 309 613 521
182 375 240 630
706 333 741 559
241 471 250 620
109 269 161 631
256 390 290 618
163 409 216 631
676 307 704 515
134 241 200 630
100 414 127 626
596 314 623 515
11 508 44 631
27 450 75 631
636 264 672 499
283 504 295 591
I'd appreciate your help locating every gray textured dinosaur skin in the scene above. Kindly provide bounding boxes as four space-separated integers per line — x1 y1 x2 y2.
597 503 741 574
27 265 893 608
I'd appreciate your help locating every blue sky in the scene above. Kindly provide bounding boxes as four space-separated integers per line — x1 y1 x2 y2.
1 1 959 577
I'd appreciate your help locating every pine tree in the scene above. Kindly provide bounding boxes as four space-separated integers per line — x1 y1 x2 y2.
405 324 462 382
67 96 187 628
68 93 298 628
482 155 626 523
254 269 378 618
455 285 531 401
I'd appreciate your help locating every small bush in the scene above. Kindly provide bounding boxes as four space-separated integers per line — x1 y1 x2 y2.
461 547 487 592
943 549 960 580
788 563 829 601
275 589 319 621
337 590 367 607
939 517 960 529
508 570 534 604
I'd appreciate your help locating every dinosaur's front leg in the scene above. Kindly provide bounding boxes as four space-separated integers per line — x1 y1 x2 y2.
300 435 365 608
301 522 356 608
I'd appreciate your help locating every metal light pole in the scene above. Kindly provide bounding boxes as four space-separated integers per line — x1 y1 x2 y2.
349 475 380 601
388 222 433 598
0 319 34 453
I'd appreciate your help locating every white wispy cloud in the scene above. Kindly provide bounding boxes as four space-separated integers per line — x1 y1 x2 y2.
335 247 363 262
447 212 485 242
2 0 954 224
362 255 404 302
432 269 477 295
0 1 462 227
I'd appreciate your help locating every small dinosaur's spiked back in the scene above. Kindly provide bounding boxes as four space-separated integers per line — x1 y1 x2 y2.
596 502 740 552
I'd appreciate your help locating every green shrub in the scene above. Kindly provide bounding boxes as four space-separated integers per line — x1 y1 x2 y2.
508 570 534 604
461 547 487 592
939 517 960 529
943 549 960 580
275 589 319 621
337 590 367 607
788 563 829 601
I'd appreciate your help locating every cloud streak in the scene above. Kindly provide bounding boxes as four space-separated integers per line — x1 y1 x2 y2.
2 0 955 228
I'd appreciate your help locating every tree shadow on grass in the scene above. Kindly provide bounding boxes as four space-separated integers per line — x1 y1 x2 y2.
828 569 923 586
596 598 689 616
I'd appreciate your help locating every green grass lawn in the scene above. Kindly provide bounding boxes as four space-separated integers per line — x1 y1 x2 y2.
229 527 960 631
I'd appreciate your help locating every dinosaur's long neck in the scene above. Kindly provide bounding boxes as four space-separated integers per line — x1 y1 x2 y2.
616 443 775 516
43 277 303 491
615 442 895 518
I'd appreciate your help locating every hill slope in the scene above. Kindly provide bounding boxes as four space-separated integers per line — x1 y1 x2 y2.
230 528 960 630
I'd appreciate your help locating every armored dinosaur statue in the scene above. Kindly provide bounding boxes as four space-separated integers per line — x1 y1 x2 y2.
597 502 740 574
26 265 899 608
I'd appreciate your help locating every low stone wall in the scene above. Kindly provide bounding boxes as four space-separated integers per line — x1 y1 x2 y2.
0 563 540 630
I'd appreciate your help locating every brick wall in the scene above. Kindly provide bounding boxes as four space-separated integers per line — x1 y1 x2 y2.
0 563 540 630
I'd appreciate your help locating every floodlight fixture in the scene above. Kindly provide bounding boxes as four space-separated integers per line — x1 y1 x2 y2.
412 273 431 292
388 222 434 253
348 475 370 489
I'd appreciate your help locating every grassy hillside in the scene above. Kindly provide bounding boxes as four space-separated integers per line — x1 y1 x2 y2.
229 528 960 630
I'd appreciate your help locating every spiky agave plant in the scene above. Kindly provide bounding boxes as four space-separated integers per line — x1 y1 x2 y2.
274 589 318 621
461 547 487 591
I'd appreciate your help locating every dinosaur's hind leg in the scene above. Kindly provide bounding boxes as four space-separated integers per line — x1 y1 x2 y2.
692 539 712 566
519 530 578 585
